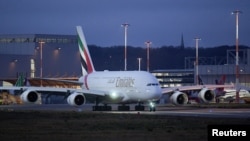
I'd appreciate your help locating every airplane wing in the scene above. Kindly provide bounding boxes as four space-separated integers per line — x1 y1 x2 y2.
162 84 234 94
31 77 83 86
0 86 106 106
0 77 83 87
0 86 106 96
161 84 235 105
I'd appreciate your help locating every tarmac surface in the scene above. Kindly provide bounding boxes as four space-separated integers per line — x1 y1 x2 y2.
1 103 250 119
1 103 250 141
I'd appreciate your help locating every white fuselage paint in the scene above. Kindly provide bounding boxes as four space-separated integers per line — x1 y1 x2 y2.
80 71 162 103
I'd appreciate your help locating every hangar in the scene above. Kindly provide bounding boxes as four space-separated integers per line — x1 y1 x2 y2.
0 34 81 87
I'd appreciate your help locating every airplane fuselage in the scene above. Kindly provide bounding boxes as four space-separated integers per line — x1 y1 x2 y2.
219 89 250 99
79 70 162 104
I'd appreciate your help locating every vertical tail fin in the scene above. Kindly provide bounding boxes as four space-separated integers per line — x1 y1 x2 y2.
215 75 226 85
215 75 226 96
218 75 226 85
15 73 24 86
76 26 95 76
15 73 30 87
198 75 203 85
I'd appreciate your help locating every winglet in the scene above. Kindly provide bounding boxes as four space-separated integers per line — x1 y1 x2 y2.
76 26 95 76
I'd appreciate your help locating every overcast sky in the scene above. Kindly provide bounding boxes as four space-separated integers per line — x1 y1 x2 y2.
1 0 250 47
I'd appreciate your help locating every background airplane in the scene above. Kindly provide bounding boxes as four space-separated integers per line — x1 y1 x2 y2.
217 89 250 103
211 75 250 103
216 83 250 103
187 75 250 104
161 75 234 105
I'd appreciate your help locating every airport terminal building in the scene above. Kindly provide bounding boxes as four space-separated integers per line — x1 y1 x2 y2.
0 34 250 88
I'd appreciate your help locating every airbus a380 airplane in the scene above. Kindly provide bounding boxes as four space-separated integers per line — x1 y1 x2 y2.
0 26 234 111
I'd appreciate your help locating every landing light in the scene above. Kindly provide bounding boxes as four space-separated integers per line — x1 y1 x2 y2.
110 92 118 99
149 102 155 108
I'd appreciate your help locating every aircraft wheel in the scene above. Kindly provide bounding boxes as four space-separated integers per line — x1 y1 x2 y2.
135 105 145 111
118 105 130 111
92 106 112 111
149 107 156 112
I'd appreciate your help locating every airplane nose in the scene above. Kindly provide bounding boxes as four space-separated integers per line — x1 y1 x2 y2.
156 87 162 98
147 86 162 99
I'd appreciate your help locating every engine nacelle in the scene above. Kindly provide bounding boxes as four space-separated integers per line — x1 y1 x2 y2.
67 92 86 106
169 91 189 105
20 90 39 103
198 88 215 103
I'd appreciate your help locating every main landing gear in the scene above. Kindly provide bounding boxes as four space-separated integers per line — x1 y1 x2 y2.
92 104 112 111
118 104 130 111
92 97 112 111
92 103 156 111
91 97 156 111
116 102 147 111
135 102 145 111
117 102 157 111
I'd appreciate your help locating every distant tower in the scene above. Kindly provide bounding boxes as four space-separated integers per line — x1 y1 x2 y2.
180 33 184 49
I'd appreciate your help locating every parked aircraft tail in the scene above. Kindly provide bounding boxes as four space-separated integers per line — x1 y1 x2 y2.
215 75 226 85
198 75 203 85
15 73 30 87
76 26 95 76
15 73 25 86
214 75 226 95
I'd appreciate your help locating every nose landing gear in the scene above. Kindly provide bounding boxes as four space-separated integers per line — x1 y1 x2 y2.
149 102 156 112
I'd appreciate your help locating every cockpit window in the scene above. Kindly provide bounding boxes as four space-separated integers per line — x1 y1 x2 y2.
146 83 159 86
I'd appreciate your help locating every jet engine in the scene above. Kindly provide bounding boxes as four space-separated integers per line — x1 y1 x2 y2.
198 88 215 103
20 90 39 103
169 91 189 105
67 92 86 106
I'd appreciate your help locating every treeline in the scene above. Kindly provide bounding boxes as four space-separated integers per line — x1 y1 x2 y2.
87 45 250 71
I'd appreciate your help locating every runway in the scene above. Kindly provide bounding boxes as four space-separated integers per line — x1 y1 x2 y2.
1 104 250 119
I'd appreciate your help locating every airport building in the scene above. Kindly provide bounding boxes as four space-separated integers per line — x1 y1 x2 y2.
151 69 194 88
151 49 250 88
1 34 250 89
0 34 80 80
194 49 250 87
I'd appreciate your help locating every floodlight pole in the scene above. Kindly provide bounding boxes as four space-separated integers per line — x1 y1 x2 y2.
194 37 201 85
145 41 152 72
39 41 45 86
121 23 130 71
232 10 242 103
137 58 142 71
